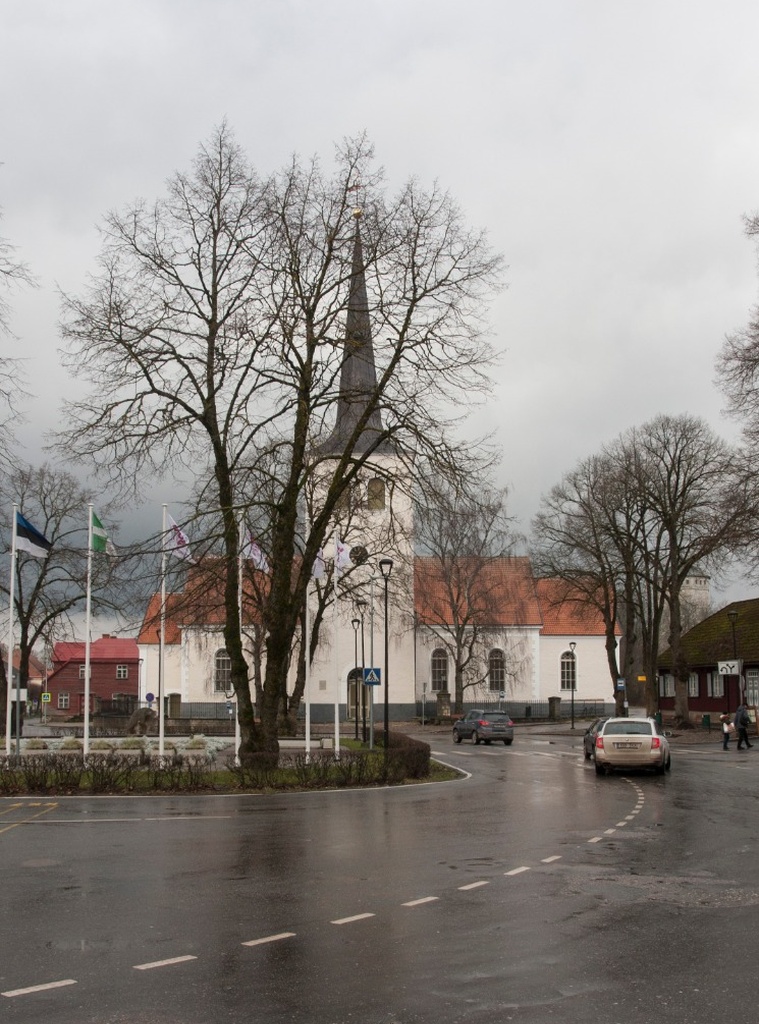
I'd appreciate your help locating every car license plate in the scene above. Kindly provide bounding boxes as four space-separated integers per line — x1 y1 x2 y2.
615 741 639 749
492 726 505 732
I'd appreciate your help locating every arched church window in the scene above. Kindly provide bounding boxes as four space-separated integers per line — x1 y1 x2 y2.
560 651 576 691
488 649 505 692
431 648 448 692
214 649 232 692
368 477 385 510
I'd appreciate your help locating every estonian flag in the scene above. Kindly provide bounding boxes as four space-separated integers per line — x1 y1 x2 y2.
16 512 52 559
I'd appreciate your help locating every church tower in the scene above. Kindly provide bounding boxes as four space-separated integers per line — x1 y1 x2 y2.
309 209 415 724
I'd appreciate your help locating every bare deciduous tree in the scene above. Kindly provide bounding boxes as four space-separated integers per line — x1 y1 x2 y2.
57 126 505 756
413 478 516 712
0 464 126 729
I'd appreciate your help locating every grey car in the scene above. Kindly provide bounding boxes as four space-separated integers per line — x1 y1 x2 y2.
453 709 514 745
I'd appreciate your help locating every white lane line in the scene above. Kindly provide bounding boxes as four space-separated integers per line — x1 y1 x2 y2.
143 815 234 821
541 855 561 863
505 866 530 876
331 913 375 925
402 896 439 907
459 880 490 890
242 932 296 947
588 836 602 843
133 955 198 970
2 979 77 998
604 828 616 834
616 821 628 827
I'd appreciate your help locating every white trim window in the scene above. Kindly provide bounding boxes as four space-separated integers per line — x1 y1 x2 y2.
58 692 70 710
116 664 128 680
431 648 448 692
658 673 675 698
488 649 505 692
707 671 724 698
560 651 576 692
214 649 232 692
688 672 699 698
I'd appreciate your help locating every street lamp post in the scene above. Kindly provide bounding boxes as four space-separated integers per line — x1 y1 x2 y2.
569 641 577 730
379 558 393 752
351 617 360 740
356 599 367 742
728 609 739 710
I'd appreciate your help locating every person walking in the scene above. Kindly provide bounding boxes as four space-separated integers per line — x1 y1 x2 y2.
720 712 733 750
734 703 753 750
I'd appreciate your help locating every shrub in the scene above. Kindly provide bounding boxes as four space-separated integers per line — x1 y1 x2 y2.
24 738 48 751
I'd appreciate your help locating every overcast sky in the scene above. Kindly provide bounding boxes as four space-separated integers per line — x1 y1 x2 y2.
3 0 759 601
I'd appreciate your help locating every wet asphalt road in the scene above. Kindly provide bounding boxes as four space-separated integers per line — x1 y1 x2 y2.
1 731 758 1024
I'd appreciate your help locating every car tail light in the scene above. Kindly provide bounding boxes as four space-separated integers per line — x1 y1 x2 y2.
477 719 489 727
507 719 514 726
595 736 604 749
651 737 661 749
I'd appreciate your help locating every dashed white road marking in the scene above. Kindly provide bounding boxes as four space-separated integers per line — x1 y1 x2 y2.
604 828 616 834
331 913 375 925
616 821 628 827
458 880 489 890
541 855 562 863
2 979 77 998
133 955 197 970
242 932 296 947
505 866 531 876
402 896 439 907
588 836 603 843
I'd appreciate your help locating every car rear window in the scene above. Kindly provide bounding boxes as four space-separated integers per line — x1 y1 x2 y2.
483 713 510 722
603 721 653 736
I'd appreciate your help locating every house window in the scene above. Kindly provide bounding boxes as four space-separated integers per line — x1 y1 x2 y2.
658 673 675 698
688 672 699 698
560 651 576 691
431 648 448 692
488 649 505 692
214 649 232 692
368 478 386 510
116 664 128 680
78 665 86 679
707 671 724 698
58 692 70 710
746 668 759 706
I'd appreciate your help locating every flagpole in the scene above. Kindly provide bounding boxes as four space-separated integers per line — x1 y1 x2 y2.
83 503 93 756
333 536 340 759
159 504 167 758
237 516 243 768
305 579 311 763
5 504 17 756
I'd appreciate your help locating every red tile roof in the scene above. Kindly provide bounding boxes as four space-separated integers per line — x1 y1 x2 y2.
535 578 618 636
415 556 543 627
53 636 139 664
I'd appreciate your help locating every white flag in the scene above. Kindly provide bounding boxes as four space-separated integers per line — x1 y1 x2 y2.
312 548 325 579
335 535 351 571
165 514 195 562
245 533 270 572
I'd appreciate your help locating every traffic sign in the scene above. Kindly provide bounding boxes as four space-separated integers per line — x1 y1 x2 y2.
145 692 155 704
41 692 51 703
363 667 381 686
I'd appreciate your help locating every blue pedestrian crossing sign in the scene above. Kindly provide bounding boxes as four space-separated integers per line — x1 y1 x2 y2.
363 667 381 686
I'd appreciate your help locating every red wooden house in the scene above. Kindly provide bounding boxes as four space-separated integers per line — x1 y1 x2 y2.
45 635 140 716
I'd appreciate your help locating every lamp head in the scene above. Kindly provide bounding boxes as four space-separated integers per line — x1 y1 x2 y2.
569 641 576 654
378 557 393 579
351 618 360 631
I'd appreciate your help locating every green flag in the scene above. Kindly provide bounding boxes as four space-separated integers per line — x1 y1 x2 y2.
92 511 116 555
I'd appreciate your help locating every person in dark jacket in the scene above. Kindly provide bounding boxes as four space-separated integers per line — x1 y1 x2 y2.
734 704 753 750
720 712 733 750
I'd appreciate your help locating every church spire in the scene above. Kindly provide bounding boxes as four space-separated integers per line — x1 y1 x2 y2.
320 209 390 455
